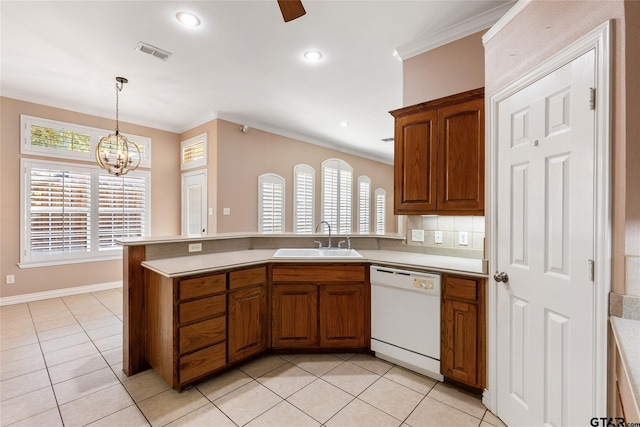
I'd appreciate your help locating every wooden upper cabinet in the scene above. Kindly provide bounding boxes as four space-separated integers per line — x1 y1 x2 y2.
391 88 485 215
394 109 438 212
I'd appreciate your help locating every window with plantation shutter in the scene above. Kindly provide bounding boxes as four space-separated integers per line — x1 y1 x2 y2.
358 176 371 233
258 174 285 233
181 133 207 170
28 165 92 258
293 164 314 233
321 159 352 234
21 159 150 266
98 174 147 249
375 188 386 234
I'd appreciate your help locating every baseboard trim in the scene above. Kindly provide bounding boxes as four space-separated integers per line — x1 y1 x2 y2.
0 281 122 306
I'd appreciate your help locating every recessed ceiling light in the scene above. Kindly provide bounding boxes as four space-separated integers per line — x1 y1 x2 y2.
303 50 323 62
176 12 201 27
340 121 349 127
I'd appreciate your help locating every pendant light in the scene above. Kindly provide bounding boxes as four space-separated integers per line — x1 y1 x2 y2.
96 77 140 176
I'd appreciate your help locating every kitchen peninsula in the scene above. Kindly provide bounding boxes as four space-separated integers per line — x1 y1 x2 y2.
120 233 488 391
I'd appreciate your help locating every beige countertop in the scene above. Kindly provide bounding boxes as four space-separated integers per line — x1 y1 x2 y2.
141 249 487 278
610 316 640 414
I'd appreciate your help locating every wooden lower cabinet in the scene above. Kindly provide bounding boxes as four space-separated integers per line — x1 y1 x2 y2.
145 269 228 390
319 284 365 347
227 266 268 363
441 274 485 390
271 284 318 348
142 262 375 390
271 264 368 350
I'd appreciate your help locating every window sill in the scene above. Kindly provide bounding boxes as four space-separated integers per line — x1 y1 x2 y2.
18 253 123 269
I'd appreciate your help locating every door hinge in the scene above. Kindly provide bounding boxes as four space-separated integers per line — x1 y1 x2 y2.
588 259 595 281
589 87 596 110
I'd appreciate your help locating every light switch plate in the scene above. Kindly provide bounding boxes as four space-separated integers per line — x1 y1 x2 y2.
434 231 443 244
459 231 469 246
223 207 231 215
411 229 425 242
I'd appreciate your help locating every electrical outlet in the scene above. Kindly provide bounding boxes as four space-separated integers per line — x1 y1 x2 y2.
223 208 231 216
434 231 443 244
411 229 425 242
188 243 202 252
6 275 15 284
459 231 469 246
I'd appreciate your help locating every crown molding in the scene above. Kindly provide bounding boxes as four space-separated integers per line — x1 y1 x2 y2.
395 1 517 61
482 0 532 45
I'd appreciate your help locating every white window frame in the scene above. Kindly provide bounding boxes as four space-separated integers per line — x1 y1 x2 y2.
375 188 386 235
258 173 285 234
181 133 208 170
21 115 152 168
358 176 371 234
20 158 151 267
321 158 353 234
293 164 315 234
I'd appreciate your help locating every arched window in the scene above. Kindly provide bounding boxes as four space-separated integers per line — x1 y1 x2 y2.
321 159 352 234
293 164 315 233
358 176 371 233
258 173 285 233
375 188 386 234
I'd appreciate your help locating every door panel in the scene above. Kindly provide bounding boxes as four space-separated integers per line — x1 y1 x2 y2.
496 49 596 426
182 170 207 236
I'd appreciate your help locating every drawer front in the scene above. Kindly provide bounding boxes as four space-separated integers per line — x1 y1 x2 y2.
179 274 226 301
179 294 226 324
229 266 266 290
445 276 478 302
179 342 226 384
179 316 226 355
272 264 365 283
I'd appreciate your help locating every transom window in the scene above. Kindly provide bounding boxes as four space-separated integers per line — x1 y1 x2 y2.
21 115 151 167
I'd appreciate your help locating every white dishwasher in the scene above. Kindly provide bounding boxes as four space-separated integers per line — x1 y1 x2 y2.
370 265 443 381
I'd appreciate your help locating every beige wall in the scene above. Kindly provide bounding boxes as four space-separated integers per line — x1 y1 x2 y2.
624 1 640 294
483 0 633 294
402 31 485 106
0 97 181 298
215 119 396 234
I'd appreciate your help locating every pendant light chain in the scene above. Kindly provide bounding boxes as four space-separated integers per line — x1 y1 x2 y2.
95 76 141 176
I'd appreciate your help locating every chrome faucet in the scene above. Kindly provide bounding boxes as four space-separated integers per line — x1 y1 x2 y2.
315 221 332 248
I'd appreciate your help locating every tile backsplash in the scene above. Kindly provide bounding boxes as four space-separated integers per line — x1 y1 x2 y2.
406 215 485 254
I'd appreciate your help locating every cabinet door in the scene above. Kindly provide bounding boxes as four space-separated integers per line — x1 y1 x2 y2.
437 97 484 213
271 284 318 348
228 285 267 363
441 298 479 387
319 284 365 348
393 109 438 214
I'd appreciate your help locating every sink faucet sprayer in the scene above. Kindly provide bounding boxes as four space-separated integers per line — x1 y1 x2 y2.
314 221 332 249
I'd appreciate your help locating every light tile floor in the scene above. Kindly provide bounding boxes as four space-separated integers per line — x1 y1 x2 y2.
0 289 507 427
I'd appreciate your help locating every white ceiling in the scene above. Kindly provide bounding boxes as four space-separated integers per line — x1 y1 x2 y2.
1 0 513 164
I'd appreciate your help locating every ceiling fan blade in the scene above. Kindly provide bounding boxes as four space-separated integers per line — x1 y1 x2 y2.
277 0 306 22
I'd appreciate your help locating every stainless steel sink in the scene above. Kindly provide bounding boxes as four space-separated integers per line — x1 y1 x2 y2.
273 248 362 258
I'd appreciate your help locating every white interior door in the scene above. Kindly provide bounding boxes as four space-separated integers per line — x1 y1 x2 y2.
495 49 597 426
182 170 207 236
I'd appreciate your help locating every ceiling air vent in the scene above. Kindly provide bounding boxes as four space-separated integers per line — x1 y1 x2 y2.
136 42 172 61
381 137 394 143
